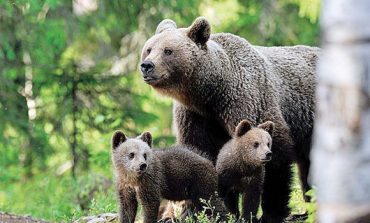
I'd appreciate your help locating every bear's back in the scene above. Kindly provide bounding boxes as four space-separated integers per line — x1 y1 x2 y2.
210 33 266 76
154 146 217 200
210 33 319 141
210 32 319 83
255 45 319 141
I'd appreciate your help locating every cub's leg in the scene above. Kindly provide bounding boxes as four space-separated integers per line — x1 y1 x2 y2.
138 183 161 223
142 201 161 223
117 187 137 223
190 174 228 220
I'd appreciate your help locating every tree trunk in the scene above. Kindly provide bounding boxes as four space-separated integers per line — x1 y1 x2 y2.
71 72 78 178
312 0 370 222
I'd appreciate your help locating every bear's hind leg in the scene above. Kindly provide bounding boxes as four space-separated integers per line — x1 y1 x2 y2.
297 148 312 202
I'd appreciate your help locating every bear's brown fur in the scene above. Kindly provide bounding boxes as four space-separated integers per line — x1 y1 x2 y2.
140 17 319 222
216 120 274 222
111 130 226 223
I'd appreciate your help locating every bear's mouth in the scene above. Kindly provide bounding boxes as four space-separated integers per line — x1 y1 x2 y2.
143 76 161 84
143 74 166 85
260 157 272 164
133 170 146 176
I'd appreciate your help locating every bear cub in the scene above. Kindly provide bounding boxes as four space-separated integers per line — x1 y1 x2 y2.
111 130 226 223
216 120 274 222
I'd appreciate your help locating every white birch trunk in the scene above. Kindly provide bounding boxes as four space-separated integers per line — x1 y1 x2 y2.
312 0 370 222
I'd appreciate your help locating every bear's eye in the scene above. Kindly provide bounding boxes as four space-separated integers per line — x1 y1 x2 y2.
146 48 151 54
143 153 147 160
128 153 134 159
164 48 173 56
254 142 259 148
267 142 270 147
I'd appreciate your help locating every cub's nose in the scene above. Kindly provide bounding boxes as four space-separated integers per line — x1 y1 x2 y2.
139 163 147 171
140 61 155 75
265 151 272 160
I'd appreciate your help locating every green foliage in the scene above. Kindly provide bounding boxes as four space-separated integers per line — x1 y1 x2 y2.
182 198 237 223
0 171 117 221
0 0 319 221
305 188 317 223
289 167 308 215
285 183 318 223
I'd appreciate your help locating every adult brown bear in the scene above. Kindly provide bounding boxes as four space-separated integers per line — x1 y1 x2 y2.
139 17 319 222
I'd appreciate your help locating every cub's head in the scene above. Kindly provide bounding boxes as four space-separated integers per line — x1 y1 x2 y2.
140 17 211 91
111 130 153 176
233 120 274 165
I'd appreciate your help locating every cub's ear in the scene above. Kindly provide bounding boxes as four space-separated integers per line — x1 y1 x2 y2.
187 17 210 46
235 120 252 137
138 131 152 147
112 130 126 150
156 19 177 34
258 121 275 136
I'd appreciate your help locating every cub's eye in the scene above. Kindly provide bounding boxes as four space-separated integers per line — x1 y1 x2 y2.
267 142 270 147
128 153 134 159
164 49 173 55
254 142 259 148
143 153 147 160
146 48 151 54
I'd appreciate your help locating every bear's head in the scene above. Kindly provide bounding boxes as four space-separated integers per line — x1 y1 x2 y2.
139 17 211 94
233 120 274 165
111 130 153 177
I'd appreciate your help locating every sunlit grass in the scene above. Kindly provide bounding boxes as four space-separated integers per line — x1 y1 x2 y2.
0 165 316 222
0 171 116 221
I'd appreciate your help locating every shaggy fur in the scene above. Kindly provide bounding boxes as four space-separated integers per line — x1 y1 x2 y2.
140 17 319 222
216 120 274 222
111 131 226 223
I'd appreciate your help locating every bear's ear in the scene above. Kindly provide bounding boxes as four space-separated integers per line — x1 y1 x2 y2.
112 130 126 150
138 131 152 147
258 121 275 136
187 17 210 46
235 120 252 137
156 19 177 34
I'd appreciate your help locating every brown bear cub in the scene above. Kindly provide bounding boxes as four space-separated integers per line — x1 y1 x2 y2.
111 130 226 223
216 120 274 222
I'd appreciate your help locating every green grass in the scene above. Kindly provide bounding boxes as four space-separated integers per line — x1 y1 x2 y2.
289 166 308 216
0 166 316 222
0 172 117 221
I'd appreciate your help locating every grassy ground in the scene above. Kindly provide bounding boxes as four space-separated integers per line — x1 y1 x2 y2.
0 166 315 222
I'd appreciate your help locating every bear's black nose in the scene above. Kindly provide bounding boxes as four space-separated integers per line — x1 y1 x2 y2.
265 151 272 160
139 163 147 171
140 61 155 74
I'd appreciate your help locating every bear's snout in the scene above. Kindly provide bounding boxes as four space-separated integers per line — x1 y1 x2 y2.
139 163 147 172
265 151 272 161
261 151 272 163
140 61 155 76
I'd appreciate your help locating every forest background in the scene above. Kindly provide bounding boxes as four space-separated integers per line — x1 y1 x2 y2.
0 0 319 221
